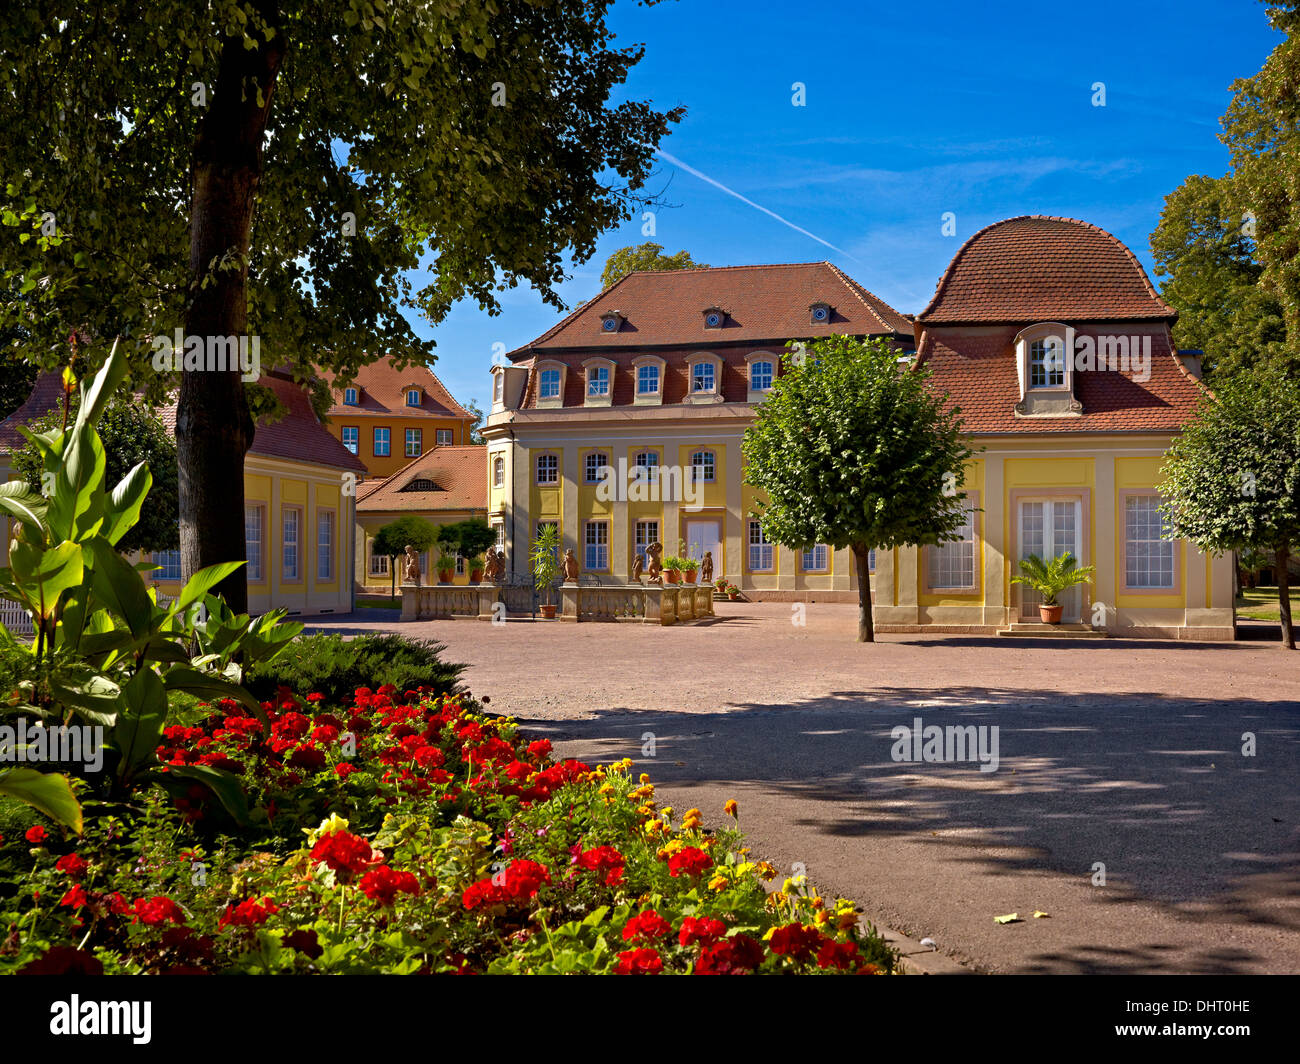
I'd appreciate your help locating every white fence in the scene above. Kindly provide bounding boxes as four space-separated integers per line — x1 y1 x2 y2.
0 597 34 637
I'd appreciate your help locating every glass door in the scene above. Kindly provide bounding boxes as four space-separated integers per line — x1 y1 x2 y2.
1019 499 1083 621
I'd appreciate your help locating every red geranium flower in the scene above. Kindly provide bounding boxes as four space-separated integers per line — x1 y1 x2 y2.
218 897 280 930
622 909 673 943
25 825 47 845
58 884 88 909
461 859 551 910
54 853 89 878
678 915 727 947
666 846 713 878
614 947 663 975
526 739 552 760
131 896 186 927
335 763 357 778
816 940 865 971
693 933 766 974
768 922 824 961
309 830 374 876
576 845 625 886
359 865 420 906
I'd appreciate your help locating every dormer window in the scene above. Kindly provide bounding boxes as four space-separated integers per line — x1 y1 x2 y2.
686 353 724 404
631 354 666 406
405 388 422 406
539 368 561 400
600 312 624 333
702 306 726 329
1029 338 1066 389
587 366 610 398
692 361 715 393
343 387 359 405
1013 322 1081 418
809 302 832 325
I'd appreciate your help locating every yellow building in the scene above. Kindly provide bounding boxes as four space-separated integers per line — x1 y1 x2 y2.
485 221 1237 639
355 446 488 593
322 358 475 479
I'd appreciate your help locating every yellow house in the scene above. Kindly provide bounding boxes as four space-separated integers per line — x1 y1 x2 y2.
355 446 488 593
322 358 475 479
483 262 912 595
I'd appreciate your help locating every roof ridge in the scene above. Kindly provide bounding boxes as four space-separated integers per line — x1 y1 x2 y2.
822 261 906 333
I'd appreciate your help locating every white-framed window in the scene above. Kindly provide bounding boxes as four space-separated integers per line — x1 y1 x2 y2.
637 364 660 395
691 450 716 483
341 426 359 454
343 387 358 405
801 544 829 571
587 365 610 398
584 521 609 571
436 429 454 446
633 450 659 480
1029 337 1066 389
928 503 976 590
748 521 774 571
405 427 422 457
750 360 774 391
493 456 505 487
407 388 421 406
1125 495 1175 589
493 373 504 402
369 543 390 576
245 505 264 582
869 549 876 572
373 427 390 457
536 453 559 485
282 508 301 582
635 520 659 567
491 521 505 549
456 555 466 575
539 368 561 399
692 361 716 393
317 510 334 582
151 549 181 582
584 452 609 484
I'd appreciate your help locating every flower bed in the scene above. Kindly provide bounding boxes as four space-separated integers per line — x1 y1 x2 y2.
0 686 896 975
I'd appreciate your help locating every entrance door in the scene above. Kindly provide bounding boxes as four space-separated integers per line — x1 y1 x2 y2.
1019 499 1083 621
685 520 721 577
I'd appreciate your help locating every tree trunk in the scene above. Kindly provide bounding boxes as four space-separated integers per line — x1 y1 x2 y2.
177 8 285 614
853 544 875 643
1278 543 1294 650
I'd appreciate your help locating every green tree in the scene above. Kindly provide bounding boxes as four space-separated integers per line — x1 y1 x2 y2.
450 518 497 562
0 1 682 613
600 242 705 289
1150 174 1288 378
1160 366 1300 649
1220 1 1300 353
372 516 437 599
742 336 975 642
465 400 486 445
11 395 180 556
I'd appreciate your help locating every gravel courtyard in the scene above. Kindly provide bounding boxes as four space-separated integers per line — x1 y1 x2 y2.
308 602 1300 974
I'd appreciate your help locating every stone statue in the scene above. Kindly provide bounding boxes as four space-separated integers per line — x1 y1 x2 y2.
645 541 664 583
403 544 422 587
631 553 644 584
562 548 580 583
700 551 713 585
483 548 504 583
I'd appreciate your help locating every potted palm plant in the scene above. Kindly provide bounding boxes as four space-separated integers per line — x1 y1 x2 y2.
531 524 562 619
1011 551 1096 624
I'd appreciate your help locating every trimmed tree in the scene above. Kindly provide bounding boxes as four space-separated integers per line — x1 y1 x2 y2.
742 336 975 642
600 243 705 289
1159 366 1300 649
372 516 437 599
0 2 682 612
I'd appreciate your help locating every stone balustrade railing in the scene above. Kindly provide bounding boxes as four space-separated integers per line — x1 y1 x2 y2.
400 582 715 625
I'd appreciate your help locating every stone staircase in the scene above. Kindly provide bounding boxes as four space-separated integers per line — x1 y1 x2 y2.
996 622 1106 638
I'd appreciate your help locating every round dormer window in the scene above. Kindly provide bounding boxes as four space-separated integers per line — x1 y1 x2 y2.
811 305 829 322
601 316 618 332
705 311 722 328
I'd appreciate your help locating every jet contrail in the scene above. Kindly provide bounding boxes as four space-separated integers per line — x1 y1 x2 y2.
655 148 858 261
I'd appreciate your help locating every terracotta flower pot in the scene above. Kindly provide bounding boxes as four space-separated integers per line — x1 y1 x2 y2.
470 569 484 583
665 570 680 584
539 604 557 619
684 570 697 584
438 571 453 585
727 593 739 601
1039 603 1064 624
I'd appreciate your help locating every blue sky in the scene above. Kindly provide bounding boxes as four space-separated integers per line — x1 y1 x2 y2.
418 0 1282 413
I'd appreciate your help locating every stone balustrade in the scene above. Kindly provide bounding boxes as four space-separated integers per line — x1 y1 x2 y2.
400 582 715 625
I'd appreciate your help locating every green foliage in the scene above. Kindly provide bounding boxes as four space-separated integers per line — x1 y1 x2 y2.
530 524 561 606
244 634 463 710
742 335 975 641
11 393 180 555
0 355 36 420
1010 552 1097 607
1150 173 1289 379
600 242 707 289
372 516 437 559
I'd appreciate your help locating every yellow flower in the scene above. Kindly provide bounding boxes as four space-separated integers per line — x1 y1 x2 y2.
814 910 831 926
660 807 673 821
681 814 703 831
723 799 739 818
708 875 728 891
756 861 778 881
598 783 615 796
639 773 651 784
304 812 350 845
684 807 702 820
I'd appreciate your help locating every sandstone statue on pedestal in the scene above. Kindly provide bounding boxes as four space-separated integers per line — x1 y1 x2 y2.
561 548 580 583
403 544 422 587
700 551 713 585
645 541 664 583
631 553 644 584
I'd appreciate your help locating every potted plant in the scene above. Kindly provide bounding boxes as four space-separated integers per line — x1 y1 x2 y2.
725 583 740 601
682 557 699 584
662 556 684 584
715 578 729 592
531 524 562 619
1010 551 1096 624
468 555 485 583
437 550 456 584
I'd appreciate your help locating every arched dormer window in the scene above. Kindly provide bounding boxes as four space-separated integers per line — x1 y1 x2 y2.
343 386 359 405
535 361 566 408
631 354 665 405
744 351 777 402
582 357 615 407
686 353 723 404
1013 322 1081 418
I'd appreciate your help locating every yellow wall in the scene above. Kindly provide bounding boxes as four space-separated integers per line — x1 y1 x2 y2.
919 457 986 607
327 414 468 479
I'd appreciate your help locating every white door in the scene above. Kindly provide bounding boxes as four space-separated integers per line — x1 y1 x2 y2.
685 520 721 576
1019 499 1083 621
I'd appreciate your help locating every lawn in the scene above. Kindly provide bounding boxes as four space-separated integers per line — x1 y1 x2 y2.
1235 585 1289 621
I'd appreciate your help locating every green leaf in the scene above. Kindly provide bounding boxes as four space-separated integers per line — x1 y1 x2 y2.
113 667 168 778
88 537 153 637
103 461 152 547
163 664 264 718
173 560 245 614
0 767 83 834
163 763 249 825
0 482 49 535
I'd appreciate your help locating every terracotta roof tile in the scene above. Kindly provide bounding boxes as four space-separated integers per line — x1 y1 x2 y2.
0 371 65 453
918 216 1176 324
356 445 487 514
322 359 472 421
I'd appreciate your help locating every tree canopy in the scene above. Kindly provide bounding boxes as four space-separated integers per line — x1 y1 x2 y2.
742 336 975 642
600 242 705 289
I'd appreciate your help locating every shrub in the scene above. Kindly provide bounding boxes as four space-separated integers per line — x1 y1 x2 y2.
244 634 464 709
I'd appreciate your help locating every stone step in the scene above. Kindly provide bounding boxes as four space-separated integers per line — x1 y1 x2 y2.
997 623 1107 638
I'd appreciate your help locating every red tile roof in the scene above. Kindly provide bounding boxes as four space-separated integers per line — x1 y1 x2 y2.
356 446 487 514
0 372 65 453
515 261 911 354
918 216 1176 324
916 326 1205 434
323 359 472 421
